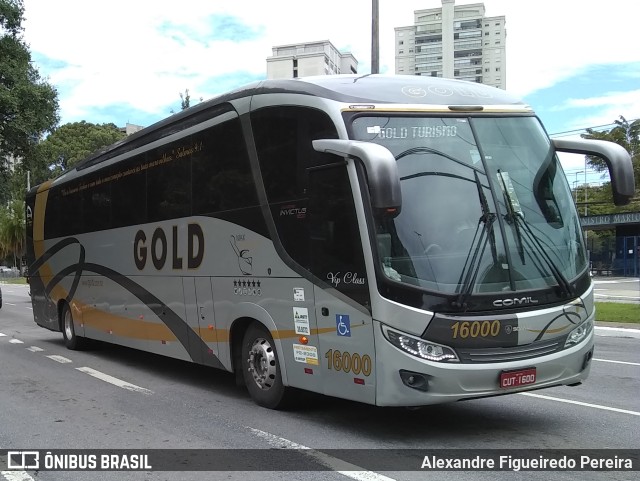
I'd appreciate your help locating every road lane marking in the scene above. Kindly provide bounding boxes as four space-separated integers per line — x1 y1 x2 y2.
8 339 24 344
593 358 640 366
26 346 44 352
0 333 6 337
3 303 16 306
76 367 153 395
1 471 36 481
46 355 72 364
248 427 397 481
520 392 640 416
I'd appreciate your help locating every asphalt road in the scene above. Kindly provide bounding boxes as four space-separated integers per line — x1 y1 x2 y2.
593 277 640 304
0 284 638 481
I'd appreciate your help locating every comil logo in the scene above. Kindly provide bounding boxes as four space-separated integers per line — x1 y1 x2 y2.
493 297 539 307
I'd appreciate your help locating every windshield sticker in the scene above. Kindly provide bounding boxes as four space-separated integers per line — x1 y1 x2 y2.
366 125 458 139
497 171 523 216
293 307 310 335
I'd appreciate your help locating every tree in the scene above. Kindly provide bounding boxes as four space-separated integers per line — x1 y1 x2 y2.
37 121 126 177
0 198 25 267
581 115 640 193
0 0 59 191
170 88 203 113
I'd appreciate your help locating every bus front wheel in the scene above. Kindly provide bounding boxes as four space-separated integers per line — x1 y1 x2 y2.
61 303 87 350
241 323 289 409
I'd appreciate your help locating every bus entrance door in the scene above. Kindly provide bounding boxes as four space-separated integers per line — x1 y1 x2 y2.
182 277 218 365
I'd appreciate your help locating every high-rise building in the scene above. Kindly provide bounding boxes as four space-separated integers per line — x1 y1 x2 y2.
267 40 357 79
395 0 506 89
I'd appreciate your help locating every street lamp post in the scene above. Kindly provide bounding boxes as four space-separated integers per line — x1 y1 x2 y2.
573 171 583 204
371 0 379 74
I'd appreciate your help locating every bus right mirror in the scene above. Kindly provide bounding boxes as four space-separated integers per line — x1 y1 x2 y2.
553 138 635 206
312 139 402 215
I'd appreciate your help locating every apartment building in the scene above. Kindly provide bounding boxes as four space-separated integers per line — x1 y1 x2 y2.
395 0 506 89
267 40 357 79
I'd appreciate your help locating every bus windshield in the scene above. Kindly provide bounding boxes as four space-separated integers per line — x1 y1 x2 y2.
350 115 586 297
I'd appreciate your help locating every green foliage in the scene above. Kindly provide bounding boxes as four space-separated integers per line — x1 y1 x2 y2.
37 121 126 177
0 0 59 167
0 198 25 265
581 115 640 197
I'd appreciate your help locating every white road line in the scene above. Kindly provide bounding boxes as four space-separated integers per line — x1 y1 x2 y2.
0 333 6 337
4 303 16 306
1 471 36 481
8 339 23 344
76 367 153 395
26 346 44 352
594 280 639 284
593 358 640 367
520 392 640 416
46 355 72 364
248 427 397 481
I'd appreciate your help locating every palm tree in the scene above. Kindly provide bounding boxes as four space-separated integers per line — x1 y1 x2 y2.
0 199 26 268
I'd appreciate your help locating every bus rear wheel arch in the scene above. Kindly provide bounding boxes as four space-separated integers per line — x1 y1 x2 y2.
240 322 291 409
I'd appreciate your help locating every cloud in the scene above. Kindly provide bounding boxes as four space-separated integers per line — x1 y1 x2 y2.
21 0 640 128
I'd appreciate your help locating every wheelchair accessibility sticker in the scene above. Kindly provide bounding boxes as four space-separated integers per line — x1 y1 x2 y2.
336 314 351 337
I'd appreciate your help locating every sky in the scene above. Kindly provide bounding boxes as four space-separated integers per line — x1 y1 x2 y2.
21 0 640 183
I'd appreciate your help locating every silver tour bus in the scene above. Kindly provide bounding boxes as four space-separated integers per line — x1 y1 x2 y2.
26 75 635 408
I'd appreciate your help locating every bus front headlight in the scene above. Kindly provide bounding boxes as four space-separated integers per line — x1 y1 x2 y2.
565 319 593 348
382 325 458 362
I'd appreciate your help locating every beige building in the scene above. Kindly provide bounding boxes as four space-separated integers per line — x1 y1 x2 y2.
395 0 506 89
267 40 357 79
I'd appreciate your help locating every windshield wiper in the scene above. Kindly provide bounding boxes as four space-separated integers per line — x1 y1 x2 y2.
496 170 574 298
453 170 498 309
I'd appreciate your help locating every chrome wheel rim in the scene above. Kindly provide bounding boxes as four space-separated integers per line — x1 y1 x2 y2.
247 337 276 390
64 309 74 340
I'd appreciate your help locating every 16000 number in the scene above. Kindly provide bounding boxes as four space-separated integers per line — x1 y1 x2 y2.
324 350 372 376
451 320 501 339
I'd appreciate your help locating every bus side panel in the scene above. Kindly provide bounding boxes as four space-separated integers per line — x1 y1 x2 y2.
314 286 376 405
79 275 194 362
213 276 327 394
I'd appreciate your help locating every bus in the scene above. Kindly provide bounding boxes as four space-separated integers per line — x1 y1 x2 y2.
25 75 635 409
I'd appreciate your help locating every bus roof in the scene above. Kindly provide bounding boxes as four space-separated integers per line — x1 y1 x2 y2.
28 75 527 195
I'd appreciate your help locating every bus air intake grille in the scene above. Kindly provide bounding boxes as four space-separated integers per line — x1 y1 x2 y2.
455 338 565 363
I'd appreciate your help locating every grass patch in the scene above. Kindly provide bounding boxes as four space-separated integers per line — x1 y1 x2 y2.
0 277 27 285
595 302 640 324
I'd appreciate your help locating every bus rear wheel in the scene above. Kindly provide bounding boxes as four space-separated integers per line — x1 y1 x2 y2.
61 302 87 350
241 323 289 409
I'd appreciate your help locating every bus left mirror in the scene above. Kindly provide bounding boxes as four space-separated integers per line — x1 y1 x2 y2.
312 139 402 216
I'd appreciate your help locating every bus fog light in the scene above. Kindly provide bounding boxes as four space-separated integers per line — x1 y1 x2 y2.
382 325 458 362
565 320 593 348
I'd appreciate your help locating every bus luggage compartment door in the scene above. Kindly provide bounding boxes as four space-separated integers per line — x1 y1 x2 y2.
183 277 218 366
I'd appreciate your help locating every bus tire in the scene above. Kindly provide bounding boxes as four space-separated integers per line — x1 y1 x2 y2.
241 322 289 409
61 302 87 350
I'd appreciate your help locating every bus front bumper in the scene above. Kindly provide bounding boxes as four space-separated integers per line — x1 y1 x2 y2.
373 320 595 407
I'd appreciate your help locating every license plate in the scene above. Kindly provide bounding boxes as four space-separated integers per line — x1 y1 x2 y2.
500 368 536 388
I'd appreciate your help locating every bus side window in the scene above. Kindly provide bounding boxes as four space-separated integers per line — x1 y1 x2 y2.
251 106 339 270
308 164 369 306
